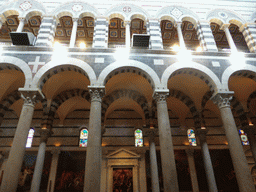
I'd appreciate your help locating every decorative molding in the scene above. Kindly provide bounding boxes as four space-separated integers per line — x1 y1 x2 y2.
19 1 32 11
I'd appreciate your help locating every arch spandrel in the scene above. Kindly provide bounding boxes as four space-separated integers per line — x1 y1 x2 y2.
0 56 32 89
52 2 100 19
161 61 222 93
0 0 46 20
222 64 256 91
32 57 97 90
206 9 246 27
105 4 149 21
97 60 162 90
157 6 199 24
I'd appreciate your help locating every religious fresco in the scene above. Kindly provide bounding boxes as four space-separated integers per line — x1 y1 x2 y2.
16 153 51 191
113 168 133 192
54 151 85 192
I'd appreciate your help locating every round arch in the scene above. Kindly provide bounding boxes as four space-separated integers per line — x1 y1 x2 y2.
0 56 32 88
206 9 246 27
157 6 199 23
222 64 256 90
41 89 90 129
32 57 97 89
105 4 149 21
52 2 100 19
161 61 222 92
102 89 150 122
97 60 161 89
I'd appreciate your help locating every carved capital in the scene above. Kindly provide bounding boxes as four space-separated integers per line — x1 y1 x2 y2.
19 88 44 107
145 128 158 142
220 23 230 30
72 18 79 22
18 17 26 22
39 129 52 143
153 90 169 103
51 148 61 155
185 148 194 157
124 20 131 26
211 92 234 109
196 128 208 143
88 86 105 102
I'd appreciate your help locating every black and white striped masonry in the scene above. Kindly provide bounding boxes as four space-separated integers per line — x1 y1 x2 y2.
148 19 163 49
196 21 218 52
35 17 57 47
241 24 256 53
92 17 108 48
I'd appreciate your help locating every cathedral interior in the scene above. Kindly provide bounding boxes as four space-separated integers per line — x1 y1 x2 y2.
0 0 255 192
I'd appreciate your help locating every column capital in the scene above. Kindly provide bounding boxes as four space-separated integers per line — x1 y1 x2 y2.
211 91 234 109
185 148 195 156
145 128 158 137
39 129 52 143
19 88 44 107
175 21 182 28
51 148 61 155
153 89 169 103
18 17 26 22
72 18 79 22
88 86 105 102
220 23 230 30
196 128 208 142
124 20 131 26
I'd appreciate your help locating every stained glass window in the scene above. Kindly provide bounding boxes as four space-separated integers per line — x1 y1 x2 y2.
239 129 249 145
26 128 34 148
135 129 143 147
79 128 88 147
187 129 197 146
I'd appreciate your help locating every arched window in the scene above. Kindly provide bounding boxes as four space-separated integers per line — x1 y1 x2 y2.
187 129 197 146
135 129 143 147
26 128 34 148
79 128 88 147
239 129 249 145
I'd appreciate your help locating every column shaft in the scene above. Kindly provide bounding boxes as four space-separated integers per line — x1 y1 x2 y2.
213 93 255 192
0 102 35 192
30 142 46 192
125 21 131 48
69 18 78 48
197 129 218 192
186 149 199 192
176 22 186 49
154 92 179 192
149 136 160 192
47 150 60 192
17 18 26 32
222 25 237 52
84 88 104 192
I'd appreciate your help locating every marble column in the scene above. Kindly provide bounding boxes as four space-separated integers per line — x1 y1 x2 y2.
244 125 256 163
0 89 43 192
47 149 60 192
185 149 199 192
221 24 238 52
153 91 179 192
30 129 52 192
69 18 79 48
125 21 131 48
17 17 26 32
84 87 105 192
176 22 186 49
212 92 255 192
146 129 160 192
196 129 218 192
